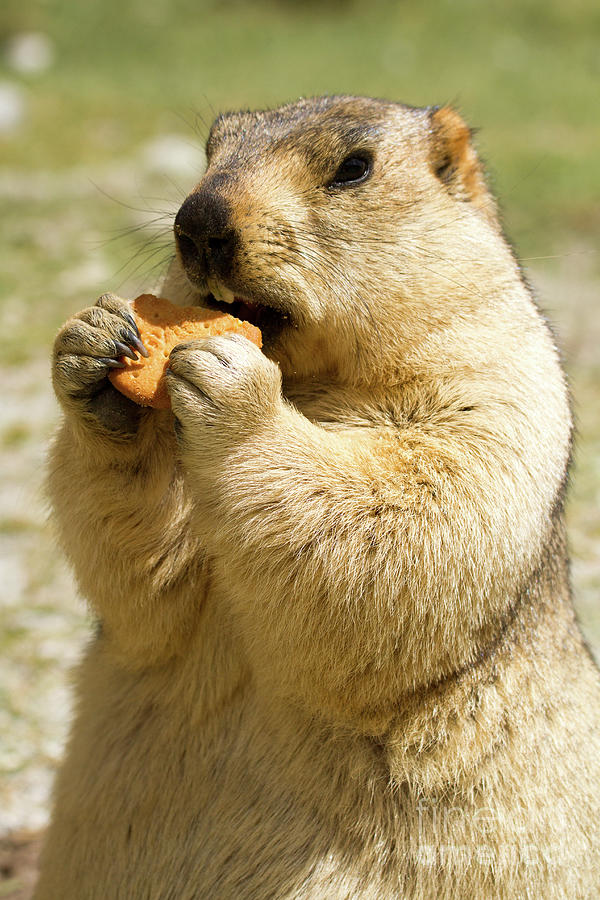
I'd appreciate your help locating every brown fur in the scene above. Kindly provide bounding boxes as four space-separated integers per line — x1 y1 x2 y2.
35 96 600 898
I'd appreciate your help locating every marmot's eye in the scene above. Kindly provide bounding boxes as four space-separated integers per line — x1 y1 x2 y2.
330 155 371 187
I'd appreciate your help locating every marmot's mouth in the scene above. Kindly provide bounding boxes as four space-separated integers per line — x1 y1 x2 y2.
200 285 293 341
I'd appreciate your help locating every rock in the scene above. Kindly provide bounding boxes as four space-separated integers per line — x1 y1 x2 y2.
4 32 55 75
0 82 25 135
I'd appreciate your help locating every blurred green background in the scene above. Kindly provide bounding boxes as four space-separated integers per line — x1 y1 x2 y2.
0 0 598 851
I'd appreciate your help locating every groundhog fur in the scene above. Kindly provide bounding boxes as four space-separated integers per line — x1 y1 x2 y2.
35 96 600 899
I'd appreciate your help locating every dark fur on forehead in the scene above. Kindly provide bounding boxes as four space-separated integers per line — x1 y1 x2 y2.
205 95 406 160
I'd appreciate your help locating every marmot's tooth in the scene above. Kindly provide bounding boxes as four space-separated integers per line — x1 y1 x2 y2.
210 280 235 304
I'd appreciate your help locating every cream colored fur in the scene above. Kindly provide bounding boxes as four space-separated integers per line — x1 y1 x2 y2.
35 97 600 899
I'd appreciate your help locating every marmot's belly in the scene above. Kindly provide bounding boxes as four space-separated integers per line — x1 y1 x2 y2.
34 688 392 899
34 678 600 900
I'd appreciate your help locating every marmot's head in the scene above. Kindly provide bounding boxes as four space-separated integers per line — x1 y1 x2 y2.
173 96 516 383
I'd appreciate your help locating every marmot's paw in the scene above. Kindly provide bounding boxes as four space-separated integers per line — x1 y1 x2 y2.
166 334 282 451
52 293 148 433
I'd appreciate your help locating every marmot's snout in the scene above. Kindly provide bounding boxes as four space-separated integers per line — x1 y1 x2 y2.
174 188 237 287
173 177 294 342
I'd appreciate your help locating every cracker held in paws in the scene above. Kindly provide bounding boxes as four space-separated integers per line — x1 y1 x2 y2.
108 293 262 409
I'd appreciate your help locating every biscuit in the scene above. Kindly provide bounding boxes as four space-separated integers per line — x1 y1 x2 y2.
108 294 262 409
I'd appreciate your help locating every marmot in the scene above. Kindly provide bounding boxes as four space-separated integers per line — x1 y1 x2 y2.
35 96 600 899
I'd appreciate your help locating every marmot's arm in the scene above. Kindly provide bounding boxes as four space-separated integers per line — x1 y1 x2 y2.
48 295 208 665
47 418 207 666
169 339 570 734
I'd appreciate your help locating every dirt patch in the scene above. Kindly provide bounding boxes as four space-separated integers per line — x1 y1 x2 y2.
0 831 44 900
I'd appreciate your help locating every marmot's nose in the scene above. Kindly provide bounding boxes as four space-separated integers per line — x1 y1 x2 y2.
174 190 236 280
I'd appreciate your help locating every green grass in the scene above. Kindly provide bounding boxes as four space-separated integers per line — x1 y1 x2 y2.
1 423 30 448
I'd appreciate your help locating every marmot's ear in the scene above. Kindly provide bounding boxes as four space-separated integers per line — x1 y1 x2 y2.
428 106 495 220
